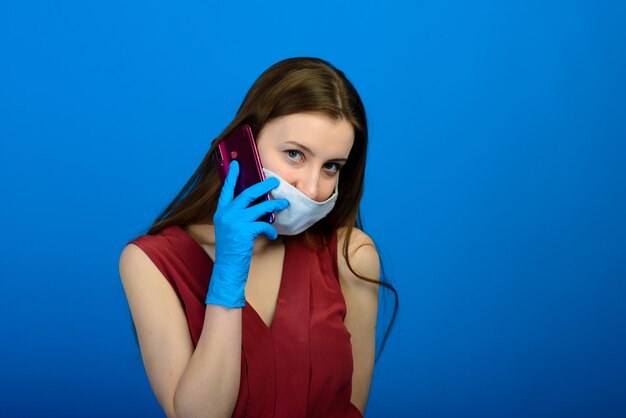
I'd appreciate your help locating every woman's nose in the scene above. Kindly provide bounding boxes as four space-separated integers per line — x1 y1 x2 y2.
295 172 322 201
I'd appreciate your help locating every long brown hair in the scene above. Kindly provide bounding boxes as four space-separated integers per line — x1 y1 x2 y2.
140 57 397 360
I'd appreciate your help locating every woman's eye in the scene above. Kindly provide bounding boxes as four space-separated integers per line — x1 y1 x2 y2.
285 150 303 161
324 163 341 173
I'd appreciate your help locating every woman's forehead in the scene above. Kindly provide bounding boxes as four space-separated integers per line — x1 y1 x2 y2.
260 112 354 157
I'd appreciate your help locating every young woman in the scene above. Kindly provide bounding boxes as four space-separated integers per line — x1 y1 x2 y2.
119 57 397 418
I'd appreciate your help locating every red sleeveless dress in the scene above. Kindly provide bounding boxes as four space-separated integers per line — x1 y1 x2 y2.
128 224 363 418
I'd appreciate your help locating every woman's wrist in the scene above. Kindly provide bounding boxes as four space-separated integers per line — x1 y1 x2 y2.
205 263 250 308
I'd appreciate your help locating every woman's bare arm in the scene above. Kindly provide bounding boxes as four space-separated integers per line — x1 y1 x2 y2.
337 227 380 416
119 243 241 418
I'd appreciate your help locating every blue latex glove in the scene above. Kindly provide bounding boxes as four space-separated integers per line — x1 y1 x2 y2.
205 160 289 308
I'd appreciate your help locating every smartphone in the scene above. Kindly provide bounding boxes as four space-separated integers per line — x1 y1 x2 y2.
213 124 275 224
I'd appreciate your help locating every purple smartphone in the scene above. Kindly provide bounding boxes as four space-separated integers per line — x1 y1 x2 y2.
213 124 275 224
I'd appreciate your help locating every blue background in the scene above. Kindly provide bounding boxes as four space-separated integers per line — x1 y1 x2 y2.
1 1 625 417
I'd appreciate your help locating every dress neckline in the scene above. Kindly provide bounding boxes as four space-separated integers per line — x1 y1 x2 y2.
169 224 290 331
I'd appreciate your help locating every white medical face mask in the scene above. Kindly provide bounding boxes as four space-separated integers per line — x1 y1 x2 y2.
262 168 339 236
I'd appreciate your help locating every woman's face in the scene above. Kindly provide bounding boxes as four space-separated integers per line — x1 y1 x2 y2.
256 112 354 202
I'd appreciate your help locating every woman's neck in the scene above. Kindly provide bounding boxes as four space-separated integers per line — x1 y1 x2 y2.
187 223 285 254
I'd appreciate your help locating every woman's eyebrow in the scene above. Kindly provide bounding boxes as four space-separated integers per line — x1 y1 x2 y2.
284 140 348 162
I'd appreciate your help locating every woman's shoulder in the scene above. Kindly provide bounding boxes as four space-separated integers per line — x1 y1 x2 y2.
120 226 184 276
335 226 380 286
120 231 170 275
125 225 178 247
335 226 378 261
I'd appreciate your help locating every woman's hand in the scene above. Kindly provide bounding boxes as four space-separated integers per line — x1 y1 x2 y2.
205 160 289 308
